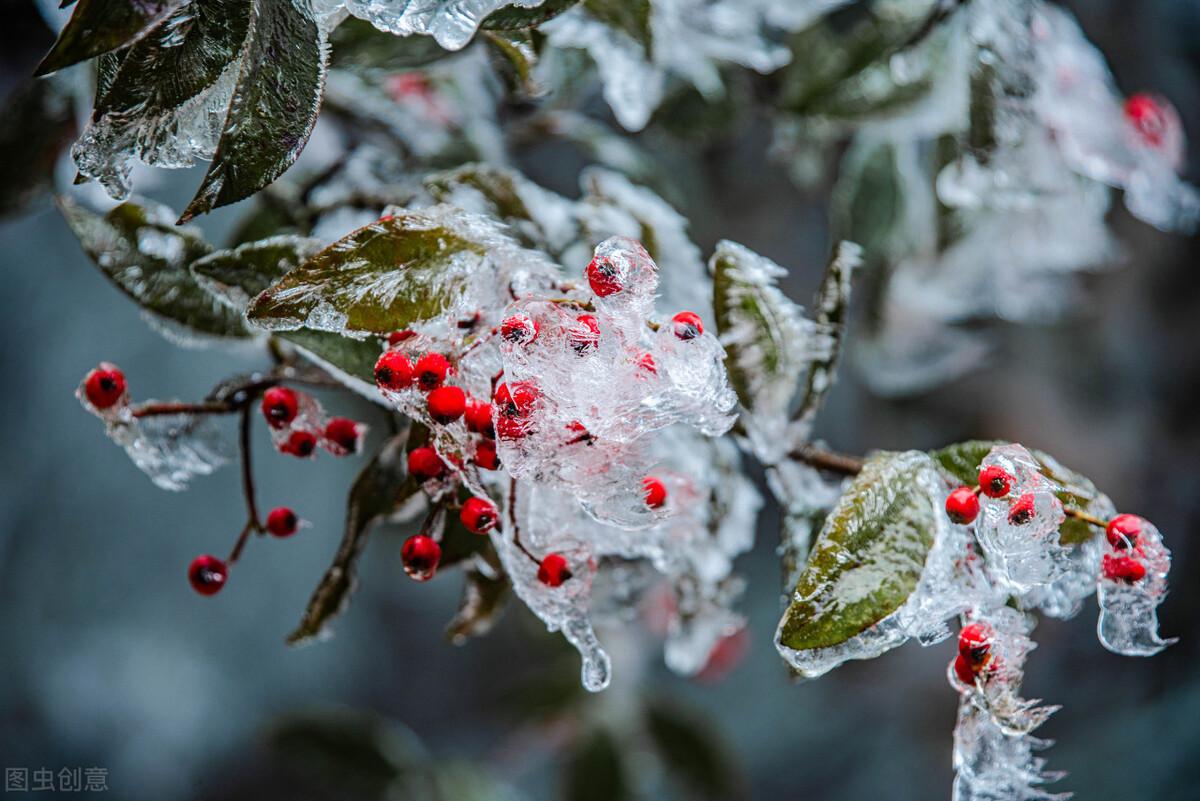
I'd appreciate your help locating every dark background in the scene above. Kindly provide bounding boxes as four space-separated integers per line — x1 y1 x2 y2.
1 1 1197 799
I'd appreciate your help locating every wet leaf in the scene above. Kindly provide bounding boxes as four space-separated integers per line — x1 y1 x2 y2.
645 700 740 800
180 0 329 221
481 0 579 30
192 235 323 310
483 29 545 97
794 241 860 433
36 0 184 76
330 16 452 73
444 568 509 644
0 78 76 217
288 436 418 644
59 197 250 340
778 451 938 652
564 729 629 801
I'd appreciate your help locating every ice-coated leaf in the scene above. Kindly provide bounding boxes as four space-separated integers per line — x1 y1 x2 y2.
481 0 578 30
339 0 552 50
247 204 558 336
776 451 939 653
483 29 545 96
710 240 810 460
444 568 509 644
330 16 452 73
0 78 76 217
289 436 418 644
794 241 860 434
59 197 251 341
180 0 330 222
582 0 651 55
192 236 324 310
35 0 183 76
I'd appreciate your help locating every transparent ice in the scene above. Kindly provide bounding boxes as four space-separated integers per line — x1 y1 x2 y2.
1096 516 1176 657
322 0 548 50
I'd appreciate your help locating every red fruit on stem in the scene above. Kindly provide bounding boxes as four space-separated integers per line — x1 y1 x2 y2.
1102 554 1147 583
953 654 978 687
460 497 498 534
282 430 317 458
407 446 445 481
978 465 1013 498
945 486 980 525
1007 493 1036 526
474 439 500 470
1106 514 1144 551
266 507 299 538
374 351 414 391
671 311 704 341
500 314 539 346
84 364 127 409
642 476 668 509
1124 93 1170 148
188 555 227 596
260 386 298 428
464 398 495 437
325 417 361 454
586 256 623 296
427 385 467 424
415 353 451 392
537 553 572 587
958 622 993 664
568 314 601 354
402 535 441 582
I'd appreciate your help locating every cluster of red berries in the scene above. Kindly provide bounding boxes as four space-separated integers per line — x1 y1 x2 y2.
953 621 997 687
1101 514 1149 584
260 385 364 459
186 506 303 596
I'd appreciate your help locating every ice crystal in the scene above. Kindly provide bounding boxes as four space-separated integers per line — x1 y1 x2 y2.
327 0 548 50
1096 516 1176 656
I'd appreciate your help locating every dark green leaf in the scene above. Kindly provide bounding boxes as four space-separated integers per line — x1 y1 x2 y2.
777 451 939 652
59 197 251 339
280 330 384 387
444 568 509 645
192 235 323 310
180 0 329 222
0 78 76 217
36 0 184 76
645 700 740 800
288 436 418 644
481 0 579 30
564 729 629 801
582 0 651 56
483 29 544 97
330 16 452 73
794 241 860 432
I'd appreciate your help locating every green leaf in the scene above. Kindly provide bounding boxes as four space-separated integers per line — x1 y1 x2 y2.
444 568 509 645
794 241 860 432
481 0 579 30
830 138 904 266
564 729 629 801
180 0 329 222
192 235 323 310
778 451 939 652
930 441 1103 546
330 16 452 73
582 0 652 56
247 206 537 336
0 78 76 217
280 329 384 388
35 0 184 76
425 165 534 228
58 197 250 340
483 29 545 97
288 436 419 644
645 700 740 800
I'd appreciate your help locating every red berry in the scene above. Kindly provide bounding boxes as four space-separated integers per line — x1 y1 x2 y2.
282 430 317 458
500 314 539 346
495 414 531 440
260 386 298 428
266 506 299 538
415 353 451 392
586 256 623 296
374 351 414 391
1106 514 1144 551
493 381 539 417
953 654 977 687
475 439 500 470
407 446 445 481
568 314 601 354
978 465 1013 498
537 553 572 587
402 534 441 582
1007 493 1036 526
1102 554 1147 583
958 622 993 663
464 398 495 437
387 329 416 346
460 497 498 535
427 385 467 424
642 476 667 509
671 311 704 340
1124 93 1169 148
324 417 361 454
84 364 127 409
945 486 980 525
188 555 227 596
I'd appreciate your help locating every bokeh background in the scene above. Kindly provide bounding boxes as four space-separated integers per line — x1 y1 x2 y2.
1 0 1198 799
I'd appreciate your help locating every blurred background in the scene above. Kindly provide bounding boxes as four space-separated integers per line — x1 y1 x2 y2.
1 0 1198 799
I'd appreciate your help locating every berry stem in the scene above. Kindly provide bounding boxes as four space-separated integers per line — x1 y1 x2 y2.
547 298 595 311
237 403 263 538
1063 506 1108 529
507 478 541 566
131 400 236 418
788 444 866 476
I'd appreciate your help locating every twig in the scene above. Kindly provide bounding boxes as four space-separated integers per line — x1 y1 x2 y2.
1063 506 1108 529
238 404 262 533
131 401 236 418
507 478 540 566
788 444 866 476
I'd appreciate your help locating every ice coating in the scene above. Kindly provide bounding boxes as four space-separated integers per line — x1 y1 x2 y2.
973 445 1068 594
327 0 548 50
1096 516 1176 656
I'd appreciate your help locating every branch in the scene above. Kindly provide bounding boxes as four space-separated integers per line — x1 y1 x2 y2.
788 444 865 476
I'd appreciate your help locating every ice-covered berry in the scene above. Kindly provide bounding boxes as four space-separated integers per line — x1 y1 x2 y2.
945 486 980 525
642 476 667 509
475 439 500 470
953 654 978 687
1124 93 1170 148
500 314 539 346
958 622 993 664
415 353 451 392
427 385 466 424
1007 493 1036 526
324 417 362 454
84 364 126 409
1102 553 1147 583
266 507 299 538
387 329 416 346
568 314 601 354
586 254 624 296
671 311 703 340
1106 514 1144 551
465 398 495 437
261 386 298 428
979 465 1013 498
407 446 445 481
281 430 317 458
402 534 441 582
495 414 531 440
460 497 498 534
188 555 227 596
537 553 572 587
375 351 414 390
494 381 539 418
